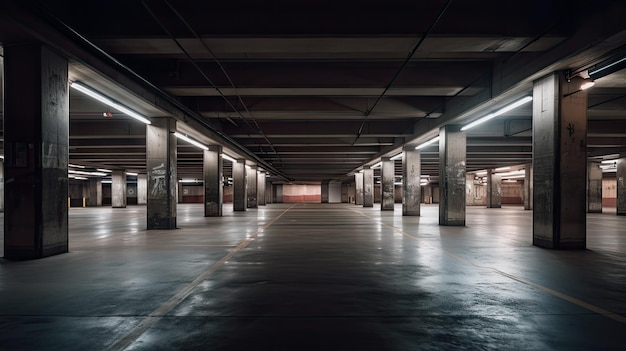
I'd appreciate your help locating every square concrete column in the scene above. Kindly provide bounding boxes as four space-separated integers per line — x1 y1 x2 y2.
587 161 602 213
204 145 223 217
423 185 433 204
381 158 395 211
87 178 102 207
617 158 626 216
247 165 258 208
233 159 246 211
146 118 177 229
258 171 266 206
275 184 283 203
0 159 4 212
533 72 587 248
439 125 466 226
363 166 374 207
524 164 533 210
266 180 273 204
137 174 147 205
355 172 364 205
486 169 502 208
402 147 421 216
321 180 330 203
3 44 70 259
341 182 349 203
111 170 127 208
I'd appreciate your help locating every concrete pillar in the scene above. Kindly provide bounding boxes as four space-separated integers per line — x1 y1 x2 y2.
423 185 433 204
204 145 223 217
246 165 258 208
146 118 177 229
486 169 502 208
86 178 102 207
0 159 5 212
617 158 626 216
381 158 394 210
587 161 602 213
533 72 587 248
524 164 533 210
265 180 272 204
341 183 349 203
355 172 364 205
258 172 266 206
111 170 127 208
363 167 374 207
402 147 421 215
321 180 330 203
275 184 283 203
3 44 69 259
233 159 246 211
439 125 466 226
137 174 147 205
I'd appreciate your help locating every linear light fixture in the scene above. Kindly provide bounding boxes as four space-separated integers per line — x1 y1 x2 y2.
416 136 439 150
372 162 382 168
580 81 595 90
68 169 108 177
70 82 152 125
588 56 626 77
221 154 237 162
461 96 533 131
601 159 618 164
69 163 85 168
97 168 112 173
390 153 402 161
174 132 208 150
127 172 138 176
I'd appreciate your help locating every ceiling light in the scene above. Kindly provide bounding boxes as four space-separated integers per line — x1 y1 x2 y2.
174 132 209 150
70 176 88 180
495 167 511 172
416 136 440 150
588 56 626 78
69 163 85 168
580 81 595 90
461 96 533 131
97 168 112 173
127 172 138 176
70 82 152 125
372 162 382 168
68 169 108 177
390 153 403 161
601 159 618 164
221 154 237 162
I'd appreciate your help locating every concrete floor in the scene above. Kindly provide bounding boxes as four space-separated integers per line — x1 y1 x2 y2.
1 203 626 350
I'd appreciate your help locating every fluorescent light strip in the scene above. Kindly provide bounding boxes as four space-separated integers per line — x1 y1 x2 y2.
601 159 618 164
127 172 138 176
580 81 595 90
69 163 85 168
390 153 402 161
174 132 209 150
68 169 108 177
372 162 382 168
416 136 440 150
588 56 626 76
70 82 151 125
221 154 237 162
97 168 112 173
461 96 533 131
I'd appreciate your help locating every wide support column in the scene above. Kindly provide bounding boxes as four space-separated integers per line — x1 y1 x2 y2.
439 125 466 226
233 159 247 211
275 184 283 203
111 170 127 208
363 166 374 207
381 157 394 210
247 165 258 209
587 161 602 213
524 164 533 210
204 145 223 217
533 72 587 248
4 43 69 259
486 169 502 208
321 180 330 203
341 183 349 203
265 180 272 204
137 174 147 205
87 178 102 207
146 118 177 229
402 146 421 215
355 172 364 205
617 158 626 216
258 171 266 206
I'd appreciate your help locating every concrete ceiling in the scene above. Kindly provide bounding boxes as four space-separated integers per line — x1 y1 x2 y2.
1 0 626 183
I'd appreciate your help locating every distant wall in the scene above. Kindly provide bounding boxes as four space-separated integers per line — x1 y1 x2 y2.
283 184 321 202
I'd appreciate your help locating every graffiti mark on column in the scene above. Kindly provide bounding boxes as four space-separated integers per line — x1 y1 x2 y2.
150 163 167 196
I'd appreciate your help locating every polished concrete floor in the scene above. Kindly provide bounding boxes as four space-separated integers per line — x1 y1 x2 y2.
1 203 626 350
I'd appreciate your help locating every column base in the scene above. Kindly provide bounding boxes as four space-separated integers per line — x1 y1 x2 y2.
533 238 586 249
147 217 177 230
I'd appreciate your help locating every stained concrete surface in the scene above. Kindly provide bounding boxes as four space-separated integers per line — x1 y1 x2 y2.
1 204 626 350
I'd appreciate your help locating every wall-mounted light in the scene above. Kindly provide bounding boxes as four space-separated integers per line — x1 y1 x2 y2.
70 82 152 125
415 136 440 150
580 80 595 90
461 96 533 131
174 132 208 150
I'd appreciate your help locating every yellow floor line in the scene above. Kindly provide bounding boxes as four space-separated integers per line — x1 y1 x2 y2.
351 208 626 324
108 204 297 351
